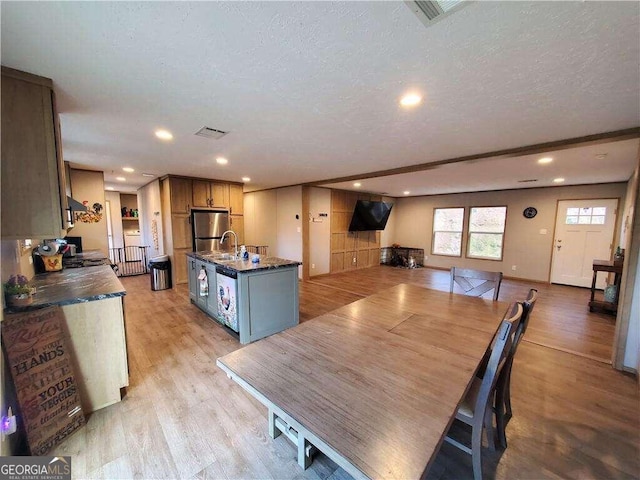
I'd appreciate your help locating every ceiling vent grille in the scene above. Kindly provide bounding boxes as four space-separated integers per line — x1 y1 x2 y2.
194 126 228 140
405 0 468 27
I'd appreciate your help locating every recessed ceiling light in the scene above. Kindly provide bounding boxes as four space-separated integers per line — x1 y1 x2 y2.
123 167 135 173
400 93 422 107
353 182 361 187
116 177 126 182
553 177 565 183
142 173 155 177
538 157 553 164
241 177 251 182
403 191 411 195
216 157 228 165
155 129 173 141
106 187 115 191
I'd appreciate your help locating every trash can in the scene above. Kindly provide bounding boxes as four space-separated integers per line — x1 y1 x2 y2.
149 255 172 291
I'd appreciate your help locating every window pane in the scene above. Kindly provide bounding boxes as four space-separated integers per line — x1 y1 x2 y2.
434 208 464 231
469 206 506 233
592 216 605 224
566 216 578 224
433 232 462 256
580 207 592 215
578 216 591 224
468 233 503 259
567 208 579 215
592 207 607 216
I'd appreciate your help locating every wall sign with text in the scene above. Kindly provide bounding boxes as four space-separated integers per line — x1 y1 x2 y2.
2 306 85 455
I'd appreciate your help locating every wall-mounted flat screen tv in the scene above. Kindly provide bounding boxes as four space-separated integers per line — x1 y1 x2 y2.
348 200 394 231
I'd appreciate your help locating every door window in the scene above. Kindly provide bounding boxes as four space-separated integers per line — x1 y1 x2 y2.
565 206 607 225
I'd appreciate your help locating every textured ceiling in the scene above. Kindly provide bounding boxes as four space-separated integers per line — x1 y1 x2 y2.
1 1 639 194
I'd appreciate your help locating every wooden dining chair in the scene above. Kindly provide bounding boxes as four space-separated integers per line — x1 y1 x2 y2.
450 267 503 301
444 302 522 480
495 288 538 448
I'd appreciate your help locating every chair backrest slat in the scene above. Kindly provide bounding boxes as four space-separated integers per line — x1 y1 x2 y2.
450 267 503 301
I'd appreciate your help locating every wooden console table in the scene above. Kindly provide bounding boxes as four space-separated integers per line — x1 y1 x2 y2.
589 259 623 315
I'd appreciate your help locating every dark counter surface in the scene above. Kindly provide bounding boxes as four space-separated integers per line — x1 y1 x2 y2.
5 265 125 313
187 251 301 272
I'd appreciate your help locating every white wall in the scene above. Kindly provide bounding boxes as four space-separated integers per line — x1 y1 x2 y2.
624 262 639 371
105 192 124 249
276 186 303 277
244 189 278 253
244 186 303 277
137 180 164 259
390 183 626 282
620 160 640 372
309 187 331 276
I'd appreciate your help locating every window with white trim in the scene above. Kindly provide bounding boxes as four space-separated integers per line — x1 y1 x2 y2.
432 208 464 256
467 206 507 260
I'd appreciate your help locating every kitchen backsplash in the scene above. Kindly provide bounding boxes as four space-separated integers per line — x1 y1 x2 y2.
1 239 38 282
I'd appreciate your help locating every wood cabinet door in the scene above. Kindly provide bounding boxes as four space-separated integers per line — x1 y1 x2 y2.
230 215 244 244
210 182 229 209
229 184 244 215
170 178 192 213
192 180 211 208
172 214 192 249
1 71 64 239
173 248 190 285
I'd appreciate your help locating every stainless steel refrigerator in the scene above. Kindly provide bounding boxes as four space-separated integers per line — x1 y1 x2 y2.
192 209 230 252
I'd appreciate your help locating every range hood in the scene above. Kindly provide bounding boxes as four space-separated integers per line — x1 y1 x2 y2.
67 195 87 212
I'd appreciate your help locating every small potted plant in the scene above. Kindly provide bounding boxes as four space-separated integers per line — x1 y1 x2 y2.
4 274 33 307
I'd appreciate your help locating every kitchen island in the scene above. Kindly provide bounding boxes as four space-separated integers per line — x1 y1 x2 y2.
186 252 301 344
4 265 128 413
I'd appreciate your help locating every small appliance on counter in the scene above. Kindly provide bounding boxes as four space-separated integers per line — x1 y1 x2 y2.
33 241 64 273
64 236 83 254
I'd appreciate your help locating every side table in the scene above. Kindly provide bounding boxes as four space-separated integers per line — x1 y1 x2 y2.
589 259 623 315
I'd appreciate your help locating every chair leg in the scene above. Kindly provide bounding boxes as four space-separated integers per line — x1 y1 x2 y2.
472 418 484 480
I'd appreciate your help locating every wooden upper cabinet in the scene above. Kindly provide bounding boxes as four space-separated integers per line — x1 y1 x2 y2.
210 182 229 209
1 67 67 239
170 177 192 213
193 180 229 209
229 184 244 215
192 180 211 208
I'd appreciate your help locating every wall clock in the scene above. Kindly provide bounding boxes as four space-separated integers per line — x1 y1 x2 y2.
523 207 538 219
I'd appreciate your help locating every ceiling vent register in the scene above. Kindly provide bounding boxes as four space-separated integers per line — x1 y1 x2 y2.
405 0 468 27
194 126 229 140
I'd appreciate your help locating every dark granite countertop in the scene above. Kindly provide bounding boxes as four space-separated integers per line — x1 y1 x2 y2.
70 250 109 261
187 251 301 272
5 265 126 313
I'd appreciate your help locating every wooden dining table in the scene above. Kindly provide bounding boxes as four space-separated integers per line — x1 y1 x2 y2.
217 283 508 479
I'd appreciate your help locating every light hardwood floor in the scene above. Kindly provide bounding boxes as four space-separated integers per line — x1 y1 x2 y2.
52 266 639 479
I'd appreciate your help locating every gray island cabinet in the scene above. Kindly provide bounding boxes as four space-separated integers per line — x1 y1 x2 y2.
187 252 301 344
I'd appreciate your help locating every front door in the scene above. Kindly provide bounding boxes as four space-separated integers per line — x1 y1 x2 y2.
550 199 618 288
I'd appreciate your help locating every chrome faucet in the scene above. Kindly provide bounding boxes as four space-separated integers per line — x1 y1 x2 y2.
220 230 238 259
